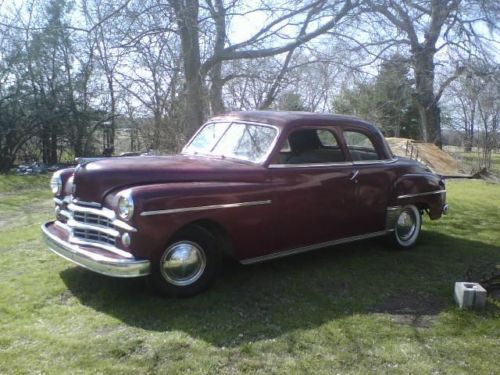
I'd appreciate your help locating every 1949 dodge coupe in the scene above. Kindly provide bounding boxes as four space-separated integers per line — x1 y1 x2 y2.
42 111 448 296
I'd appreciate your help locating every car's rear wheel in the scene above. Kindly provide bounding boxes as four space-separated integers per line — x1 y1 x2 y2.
391 204 422 249
149 225 221 297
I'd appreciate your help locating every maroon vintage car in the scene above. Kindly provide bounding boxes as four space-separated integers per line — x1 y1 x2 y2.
42 111 448 296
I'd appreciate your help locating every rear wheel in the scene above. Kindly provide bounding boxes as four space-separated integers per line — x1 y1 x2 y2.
391 204 422 249
149 225 221 297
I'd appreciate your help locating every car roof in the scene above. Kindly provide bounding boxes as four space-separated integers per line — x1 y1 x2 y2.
209 111 377 132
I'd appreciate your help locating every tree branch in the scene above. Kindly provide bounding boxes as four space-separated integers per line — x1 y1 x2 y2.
434 65 466 104
201 0 355 75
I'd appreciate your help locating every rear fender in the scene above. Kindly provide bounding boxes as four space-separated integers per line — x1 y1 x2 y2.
390 173 446 220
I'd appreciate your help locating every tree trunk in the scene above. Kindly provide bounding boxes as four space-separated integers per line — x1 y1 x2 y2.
209 62 225 115
50 122 58 164
464 106 475 152
170 0 205 137
0 154 14 173
413 47 442 147
464 132 473 152
42 123 50 163
416 101 441 146
0 135 15 173
208 0 226 116
153 110 162 150
101 75 116 151
108 82 116 150
74 130 83 157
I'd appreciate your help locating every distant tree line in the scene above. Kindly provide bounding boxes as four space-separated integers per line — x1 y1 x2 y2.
0 0 498 172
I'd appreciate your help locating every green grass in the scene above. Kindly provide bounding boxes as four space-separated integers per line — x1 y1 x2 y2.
0 173 50 193
0 177 499 374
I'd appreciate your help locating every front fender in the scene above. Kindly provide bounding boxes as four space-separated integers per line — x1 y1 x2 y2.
103 181 273 259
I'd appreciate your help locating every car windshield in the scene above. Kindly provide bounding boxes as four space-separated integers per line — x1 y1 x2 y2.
184 122 278 163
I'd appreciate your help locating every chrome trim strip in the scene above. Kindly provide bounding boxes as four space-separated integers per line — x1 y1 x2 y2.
60 209 72 220
72 198 102 208
269 162 353 168
68 203 137 232
141 200 272 217
240 230 389 265
112 219 137 232
55 220 70 231
67 219 120 238
54 196 72 205
397 190 446 200
68 203 115 220
54 220 134 258
268 158 399 169
42 222 149 277
67 236 133 258
352 158 398 165
386 206 402 231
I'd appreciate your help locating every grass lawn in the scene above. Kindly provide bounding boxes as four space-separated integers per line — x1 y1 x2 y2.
0 175 499 374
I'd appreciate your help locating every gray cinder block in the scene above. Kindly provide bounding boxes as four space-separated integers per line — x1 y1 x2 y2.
454 282 487 309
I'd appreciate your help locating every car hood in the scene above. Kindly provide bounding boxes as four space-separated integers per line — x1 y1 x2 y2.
72 155 265 204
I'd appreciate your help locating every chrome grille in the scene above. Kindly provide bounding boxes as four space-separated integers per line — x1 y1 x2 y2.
73 211 113 228
65 201 119 248
73 228 116 246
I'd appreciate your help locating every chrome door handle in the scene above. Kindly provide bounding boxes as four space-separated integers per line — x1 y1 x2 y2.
350 170 359 181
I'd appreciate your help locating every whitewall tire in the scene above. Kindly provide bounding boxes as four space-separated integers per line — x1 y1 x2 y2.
392 204 422 249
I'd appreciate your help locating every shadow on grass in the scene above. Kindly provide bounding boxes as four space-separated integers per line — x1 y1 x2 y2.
60 231 499 347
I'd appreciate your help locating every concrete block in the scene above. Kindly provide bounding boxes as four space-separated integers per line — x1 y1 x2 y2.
454 282 487 309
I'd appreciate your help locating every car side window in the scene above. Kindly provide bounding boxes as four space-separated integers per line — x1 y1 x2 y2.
276 129 345 164
317 130 338 147
343 131 380 161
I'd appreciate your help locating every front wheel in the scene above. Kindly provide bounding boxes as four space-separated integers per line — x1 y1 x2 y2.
391 204 422 249
149 225 221 297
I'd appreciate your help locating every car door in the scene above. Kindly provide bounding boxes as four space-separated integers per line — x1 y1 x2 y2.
342 128 393 235
266 127 358 253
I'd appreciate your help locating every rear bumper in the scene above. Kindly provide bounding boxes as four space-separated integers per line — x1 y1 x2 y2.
42 222 150 278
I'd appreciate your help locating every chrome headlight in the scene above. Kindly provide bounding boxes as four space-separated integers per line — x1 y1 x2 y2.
117 191 134 220
50 172 62 195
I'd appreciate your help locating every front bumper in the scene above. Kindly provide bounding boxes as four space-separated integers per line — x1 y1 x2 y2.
42 222 150 277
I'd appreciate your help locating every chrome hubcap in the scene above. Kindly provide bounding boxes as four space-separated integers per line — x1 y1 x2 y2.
160 241 206 286
396 209 417 241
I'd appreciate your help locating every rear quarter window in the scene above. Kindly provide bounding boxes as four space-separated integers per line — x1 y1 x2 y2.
343 130 380 161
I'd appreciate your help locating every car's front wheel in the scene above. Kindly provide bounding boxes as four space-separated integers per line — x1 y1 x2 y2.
149 225 221 297
391 204 422 249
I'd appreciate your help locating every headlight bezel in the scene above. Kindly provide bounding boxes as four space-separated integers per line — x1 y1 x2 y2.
117 190 135 220
50 172 62 195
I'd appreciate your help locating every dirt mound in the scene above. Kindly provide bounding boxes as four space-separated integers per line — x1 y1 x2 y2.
386 137 465 176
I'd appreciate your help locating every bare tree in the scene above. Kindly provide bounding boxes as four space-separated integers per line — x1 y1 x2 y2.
476 68 499 169
449 70 481 152
165 0 357 136
83 0 127 152
1 0 498 172
347 0 499 147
